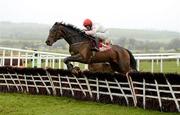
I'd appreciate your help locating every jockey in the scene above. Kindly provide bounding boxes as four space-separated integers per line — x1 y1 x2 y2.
83 18 109 51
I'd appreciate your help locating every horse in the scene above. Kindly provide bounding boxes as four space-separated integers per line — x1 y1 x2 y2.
88 63 113 72
46 22 137 74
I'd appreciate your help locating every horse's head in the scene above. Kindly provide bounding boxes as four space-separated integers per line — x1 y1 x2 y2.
46 22 93 47
46 22 65 46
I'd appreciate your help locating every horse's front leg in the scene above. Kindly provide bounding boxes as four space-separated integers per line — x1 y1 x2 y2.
63 54 84 71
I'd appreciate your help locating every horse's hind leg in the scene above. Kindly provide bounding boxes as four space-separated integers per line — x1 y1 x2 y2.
110 61 121 72
119 61 132 74
110 61 129 74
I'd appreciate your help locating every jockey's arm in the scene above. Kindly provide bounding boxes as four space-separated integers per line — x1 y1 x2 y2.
84 23 106 37
85 23 101 35
85 28 97 35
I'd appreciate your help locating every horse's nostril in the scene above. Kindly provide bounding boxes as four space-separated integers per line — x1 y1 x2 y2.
46 40 52 46
46 40 49 44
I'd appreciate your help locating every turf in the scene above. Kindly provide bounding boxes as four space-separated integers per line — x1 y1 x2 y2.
139 60 180 73
0 93 179 115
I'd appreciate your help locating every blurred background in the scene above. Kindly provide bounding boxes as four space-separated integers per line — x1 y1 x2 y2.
0 0 180 53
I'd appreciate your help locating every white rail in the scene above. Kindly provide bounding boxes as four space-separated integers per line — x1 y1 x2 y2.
0 46 70 69
0 47 180 72
135 55 180 72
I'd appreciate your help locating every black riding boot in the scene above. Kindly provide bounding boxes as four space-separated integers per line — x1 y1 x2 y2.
91 38 99 51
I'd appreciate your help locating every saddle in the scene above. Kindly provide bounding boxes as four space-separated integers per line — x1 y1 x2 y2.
90 38 111 52
99 42 111 51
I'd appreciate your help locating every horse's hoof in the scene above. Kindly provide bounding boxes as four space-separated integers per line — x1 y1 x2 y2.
71 66 81 75
71 69 78 74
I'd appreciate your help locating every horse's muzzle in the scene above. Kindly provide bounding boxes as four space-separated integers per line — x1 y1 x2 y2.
45 40 52 46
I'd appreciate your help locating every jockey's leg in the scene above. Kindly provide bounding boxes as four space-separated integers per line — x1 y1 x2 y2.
91 37 99 51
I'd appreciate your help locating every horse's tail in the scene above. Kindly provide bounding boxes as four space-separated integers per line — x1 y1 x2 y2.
126 49 137 71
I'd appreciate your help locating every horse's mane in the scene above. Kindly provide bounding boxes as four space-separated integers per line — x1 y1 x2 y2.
59 22 96 39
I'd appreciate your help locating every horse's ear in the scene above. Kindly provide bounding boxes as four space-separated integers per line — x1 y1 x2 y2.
55 22 58 25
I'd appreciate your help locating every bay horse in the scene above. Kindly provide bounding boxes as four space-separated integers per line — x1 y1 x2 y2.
46 22 137 74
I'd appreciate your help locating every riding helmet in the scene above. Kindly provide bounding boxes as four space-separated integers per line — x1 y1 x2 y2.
83 19 92 27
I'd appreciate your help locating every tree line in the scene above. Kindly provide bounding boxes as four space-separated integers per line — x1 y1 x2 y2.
113 38 180 52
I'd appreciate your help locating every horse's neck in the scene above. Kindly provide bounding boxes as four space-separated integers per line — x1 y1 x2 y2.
63 28 88 45
70 40 90 47
69 36 86 44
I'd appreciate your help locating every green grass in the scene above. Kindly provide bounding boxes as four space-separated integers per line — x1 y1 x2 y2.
0 93 179 115
139 60 180 73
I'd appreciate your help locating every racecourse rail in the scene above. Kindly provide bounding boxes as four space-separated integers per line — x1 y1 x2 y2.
0 46 180 72
0 47 180 112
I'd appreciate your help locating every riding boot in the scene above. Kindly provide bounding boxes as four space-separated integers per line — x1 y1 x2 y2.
91 38 99 51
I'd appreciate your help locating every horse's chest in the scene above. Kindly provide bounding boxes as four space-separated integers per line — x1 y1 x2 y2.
69 47 79 55
69 43 90 57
